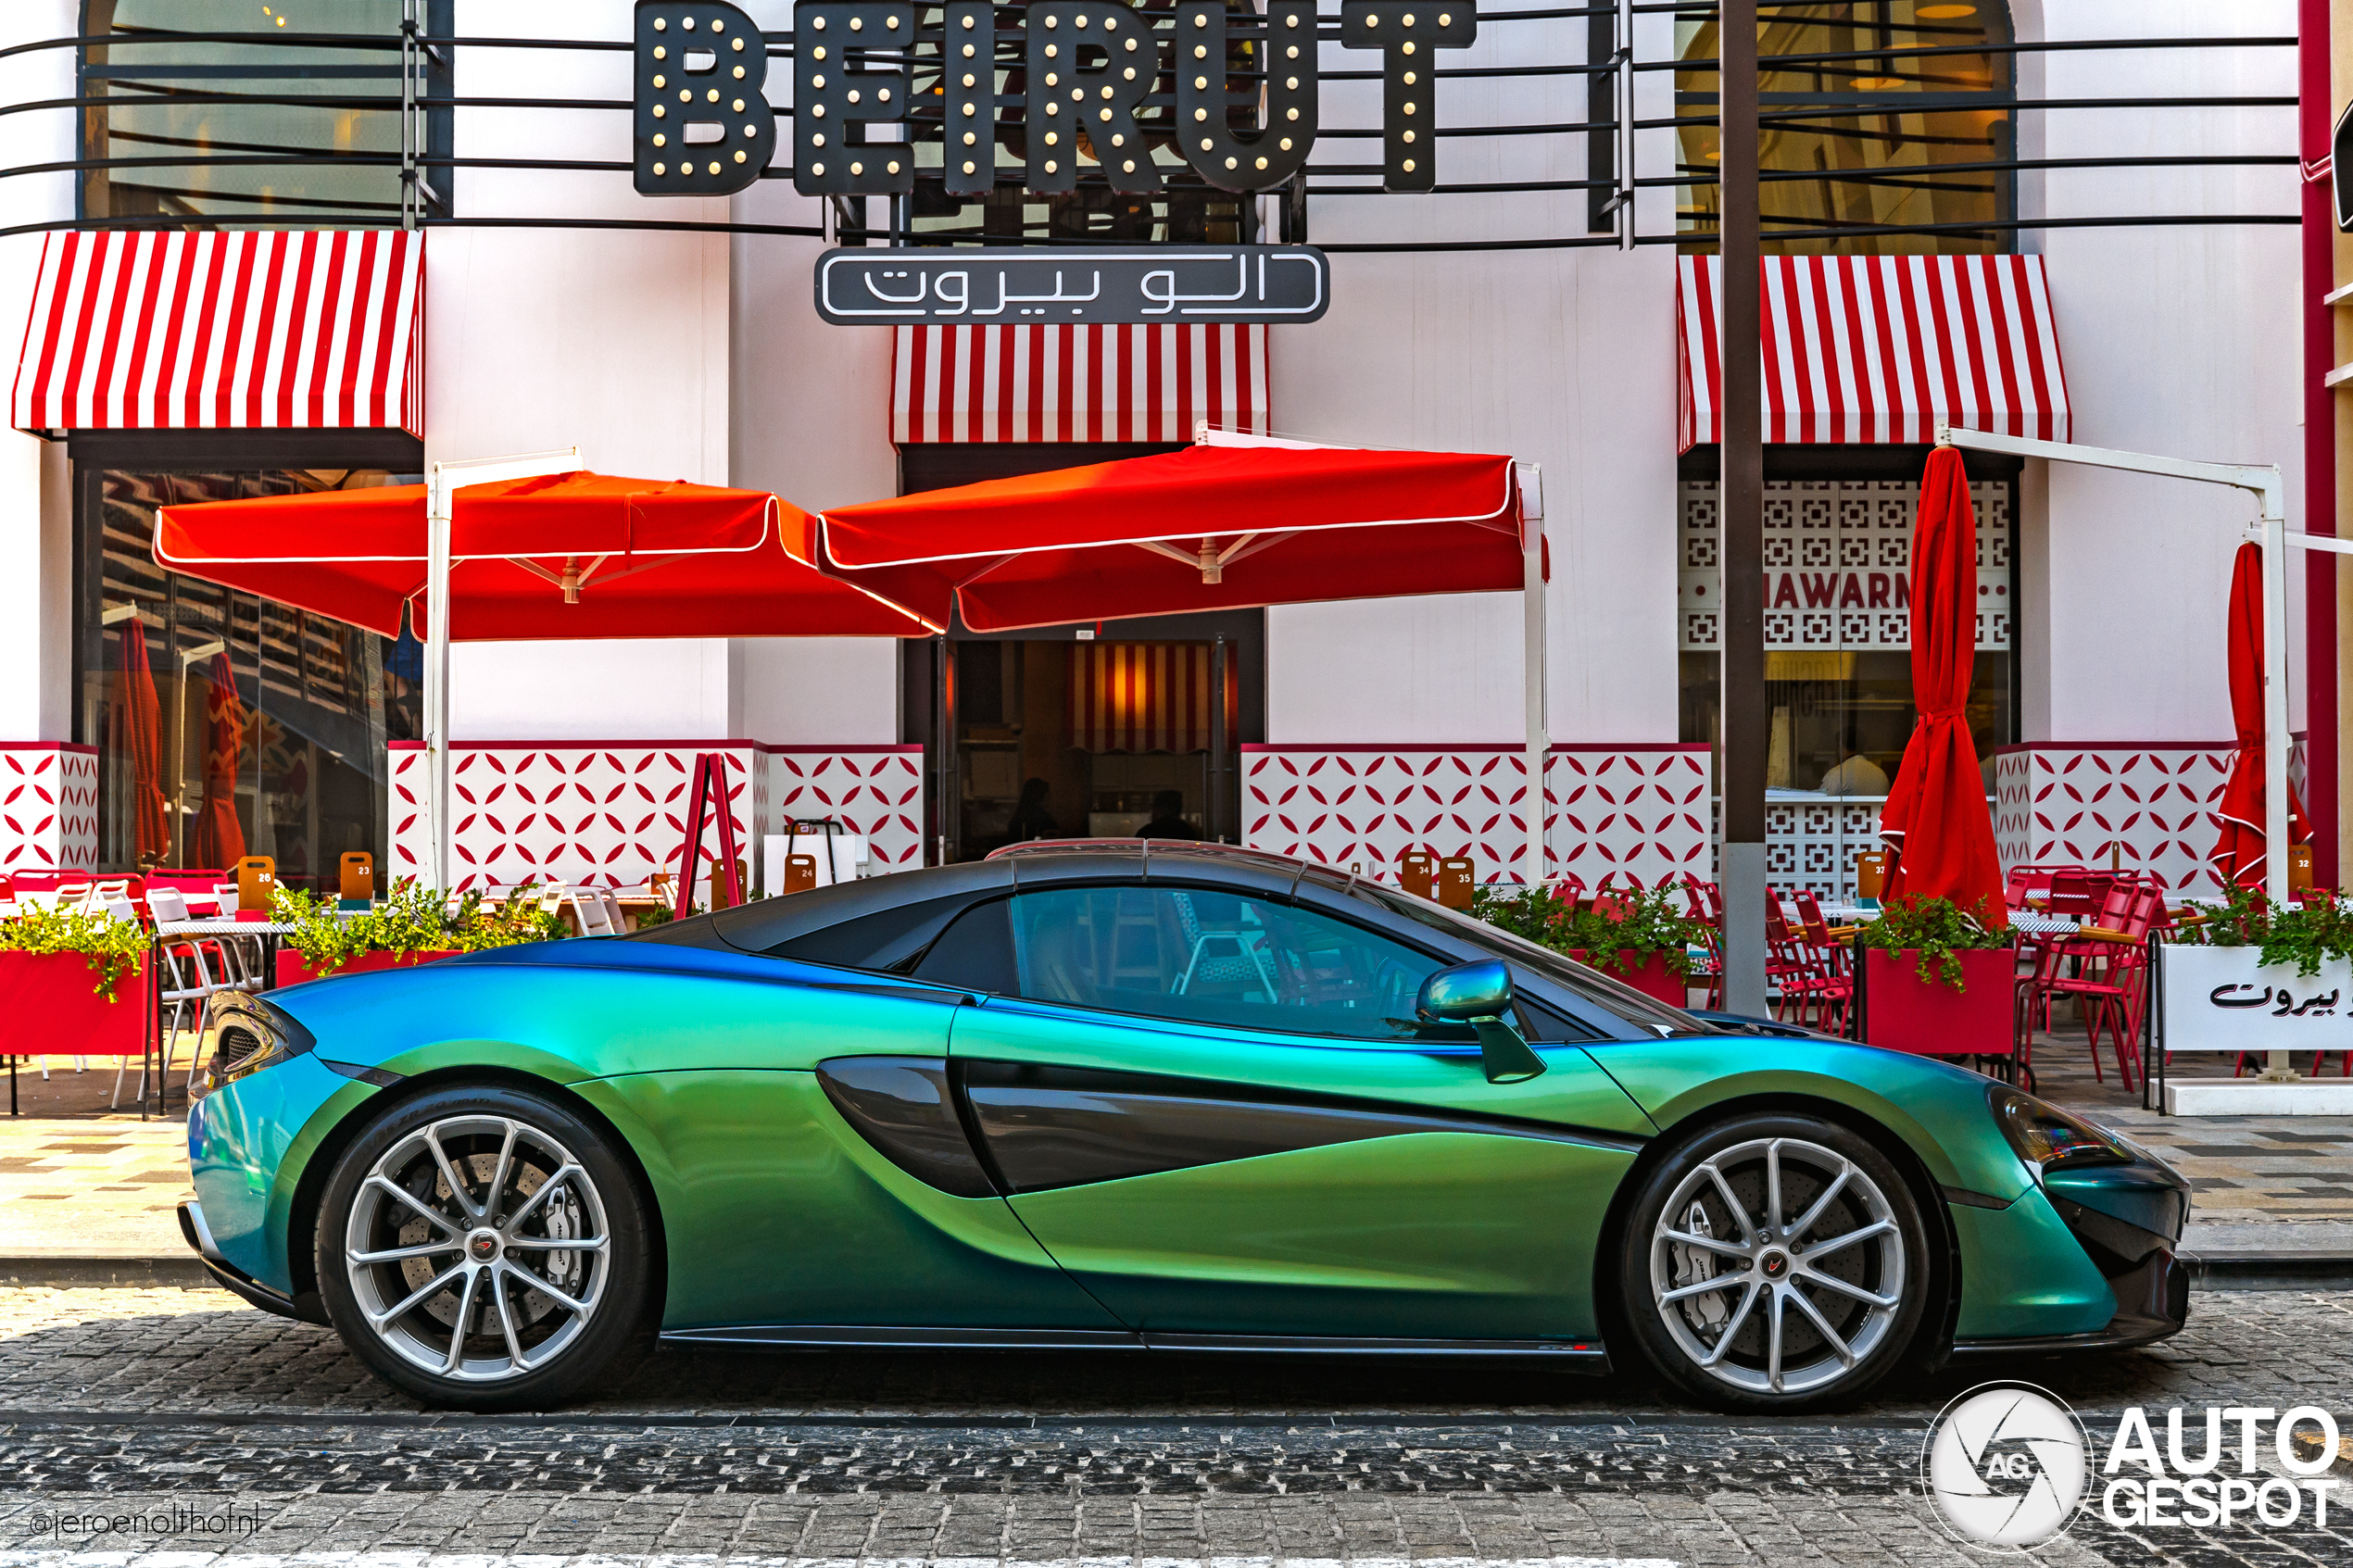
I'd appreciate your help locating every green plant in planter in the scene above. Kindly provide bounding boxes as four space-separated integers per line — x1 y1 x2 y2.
275 878 575 975
452 884 570 951
0 903 146 1001
1856 895 2012 992
1472 882 1705 978
2186 881 2353 979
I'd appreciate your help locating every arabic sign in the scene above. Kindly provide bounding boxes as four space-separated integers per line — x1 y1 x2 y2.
814 245 1329 324
634 0 1478 201
2158 944 2350 1052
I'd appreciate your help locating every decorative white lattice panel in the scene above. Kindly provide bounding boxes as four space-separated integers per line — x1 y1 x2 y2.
1680 478 2010 652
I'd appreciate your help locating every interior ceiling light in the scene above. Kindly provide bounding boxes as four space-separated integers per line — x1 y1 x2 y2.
1916 4 1978 17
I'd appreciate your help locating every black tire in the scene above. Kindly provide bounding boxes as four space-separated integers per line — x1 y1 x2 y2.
1616 1112 1930 1413
316 1083 652 1411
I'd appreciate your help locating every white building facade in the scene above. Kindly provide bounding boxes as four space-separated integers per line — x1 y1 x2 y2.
0 1 2312 903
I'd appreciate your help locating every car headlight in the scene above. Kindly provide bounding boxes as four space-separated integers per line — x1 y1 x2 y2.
202 994 318 1092
1988 1085 2132 1174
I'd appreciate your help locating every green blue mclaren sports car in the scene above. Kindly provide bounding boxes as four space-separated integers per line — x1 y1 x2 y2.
180 840 2190 1413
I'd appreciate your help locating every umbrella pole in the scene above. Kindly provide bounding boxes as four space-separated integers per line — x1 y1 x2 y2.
422 449 584 894
424 483 452 894
1524 510 1548 884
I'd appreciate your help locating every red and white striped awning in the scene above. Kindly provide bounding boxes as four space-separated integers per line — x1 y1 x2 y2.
1070 641 1239 754
892 324 1268 444
12 230 424 438
1676 255 2068 453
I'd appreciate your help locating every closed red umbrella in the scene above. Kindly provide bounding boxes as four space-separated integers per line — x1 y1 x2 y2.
115 622 170 865
155 472 932 640
1880 446 2006 925
805 443 1526 631
193 650 247 870
2209 540 2310 888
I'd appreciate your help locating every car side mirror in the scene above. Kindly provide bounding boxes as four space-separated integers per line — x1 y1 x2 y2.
1416 959 1548 1084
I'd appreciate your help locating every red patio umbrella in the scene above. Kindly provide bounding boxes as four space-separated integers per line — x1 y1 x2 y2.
113 622 170 865
155 471 933 640
193 650 247 870
2209 540 2310 889
1880 446 2006 926
803 443 1526 631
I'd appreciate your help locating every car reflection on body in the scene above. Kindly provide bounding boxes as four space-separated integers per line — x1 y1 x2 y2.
180 840 2189 1411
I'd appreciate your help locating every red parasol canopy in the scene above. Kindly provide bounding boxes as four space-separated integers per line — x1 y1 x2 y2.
154 472 932 641
193 650 247 870
1880 446 2006 926
803 443 1527 631
2209 540 2310 888
114 622 170 864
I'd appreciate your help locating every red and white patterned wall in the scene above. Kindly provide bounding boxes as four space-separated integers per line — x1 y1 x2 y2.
1240 744 1712 888
765 746 925 872
0 745 98 873
389 742 925 892
1994 744 2233 895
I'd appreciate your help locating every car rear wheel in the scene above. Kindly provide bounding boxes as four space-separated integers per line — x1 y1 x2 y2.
317 1085 650 1411
1617 1112 1929 1412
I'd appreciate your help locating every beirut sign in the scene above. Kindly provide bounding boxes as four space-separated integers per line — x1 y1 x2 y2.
635 0 1475 320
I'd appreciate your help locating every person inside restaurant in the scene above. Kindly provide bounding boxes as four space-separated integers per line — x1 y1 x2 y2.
1005 778 1061 843
1139 788 1200 840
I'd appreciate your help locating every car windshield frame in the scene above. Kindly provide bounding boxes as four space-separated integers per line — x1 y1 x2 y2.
1342 879 1718 1038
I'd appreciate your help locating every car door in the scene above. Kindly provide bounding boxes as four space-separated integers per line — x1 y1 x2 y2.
941 881 1659 1345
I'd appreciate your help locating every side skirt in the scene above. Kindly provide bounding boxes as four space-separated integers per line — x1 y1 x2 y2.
659 1324 1609 1368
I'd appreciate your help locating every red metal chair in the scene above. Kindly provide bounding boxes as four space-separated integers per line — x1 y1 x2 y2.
1789 889 1855 1035
2030 885 2159 1090
1680 876 1724 1010
1766 892 1833 1026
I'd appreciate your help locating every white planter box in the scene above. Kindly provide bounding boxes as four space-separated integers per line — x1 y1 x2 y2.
2157 944 2350 1055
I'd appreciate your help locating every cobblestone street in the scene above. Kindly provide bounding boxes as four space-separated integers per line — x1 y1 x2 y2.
0 1286 2345 1566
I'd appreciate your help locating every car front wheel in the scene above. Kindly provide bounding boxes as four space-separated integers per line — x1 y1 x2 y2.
317 1085 651 1410
1617 1112 1930 1412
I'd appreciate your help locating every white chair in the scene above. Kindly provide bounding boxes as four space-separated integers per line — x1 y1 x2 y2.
566 886 618 937
145 909 229 1108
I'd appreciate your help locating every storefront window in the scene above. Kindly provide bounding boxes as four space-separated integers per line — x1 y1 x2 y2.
1675 2 2015 254
76 468 422 889
1679 475 2014 892
79 0 449 227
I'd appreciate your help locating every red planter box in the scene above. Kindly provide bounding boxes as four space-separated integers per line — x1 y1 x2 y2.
0 950 154 1057
1859 947 2015 1059
277 948 460 987
1567 950 1693 1009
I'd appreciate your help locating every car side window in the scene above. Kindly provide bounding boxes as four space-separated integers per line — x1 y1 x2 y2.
908 897 1018 993
1008 885 1445 1039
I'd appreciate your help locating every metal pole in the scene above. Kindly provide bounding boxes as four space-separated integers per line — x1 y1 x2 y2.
1614 0 1634 252
1718 0 1768 1016
1210 634 1227 842
424 472 452 892
422 448 582 891
2259 476 2294 1080
1525 512 1550 883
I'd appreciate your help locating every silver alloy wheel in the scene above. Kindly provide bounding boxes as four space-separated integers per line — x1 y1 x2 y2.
344 1114 610 1383
1647 1135 1906 1396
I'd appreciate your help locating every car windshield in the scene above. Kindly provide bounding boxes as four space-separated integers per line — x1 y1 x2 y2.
1345 880 1716 1038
